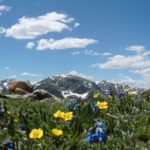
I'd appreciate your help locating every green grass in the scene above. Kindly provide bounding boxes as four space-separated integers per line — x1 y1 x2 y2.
0 94 150 150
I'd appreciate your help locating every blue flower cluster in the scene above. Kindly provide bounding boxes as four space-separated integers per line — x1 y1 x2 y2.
118 92 128 97
66 99 79 111
85 120 107 143
3 140 15 150
108 87 114 96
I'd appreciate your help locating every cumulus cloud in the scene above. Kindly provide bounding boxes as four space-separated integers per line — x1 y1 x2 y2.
26 42 35 49
36 37 97 50
21 72 42 77
92 45 150 69
74 22 80 28
92 45 150 88
69 70 93 80
5 12 74 39
72 50 112 56
0 5 11 15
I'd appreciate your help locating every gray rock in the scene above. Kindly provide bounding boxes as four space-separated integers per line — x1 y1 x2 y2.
15 88 29 95
23 93 37 100
32 89 52 100
141 89 150 98
23 89 53 100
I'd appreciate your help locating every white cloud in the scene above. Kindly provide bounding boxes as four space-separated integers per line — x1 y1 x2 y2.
74 22 80 28
69 70 93 80
26 42 35 49
8 75 16 78
5 12 74 39
92 45 150 88
92 45 150 69
0 26 5 34
126 45 145 53
21 72 42 77
84 50 101 56
84 50 112 56
36 37 97 50
0 5 11 15
4 67 10 70
103 52 112 56
92 55 150 69
72 51 81 55
72 50 112 56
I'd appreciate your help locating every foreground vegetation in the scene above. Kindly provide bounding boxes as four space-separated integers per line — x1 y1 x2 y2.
0 91 150 150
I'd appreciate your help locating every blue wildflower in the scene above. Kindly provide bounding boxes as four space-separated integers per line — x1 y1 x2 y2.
118 92 128 97
85 120 107 143
85 129 107 143
3 140 15 150
108 87 113 96
73 99 78 105
66 99 80 111
95 120 105 129
66 102 73 109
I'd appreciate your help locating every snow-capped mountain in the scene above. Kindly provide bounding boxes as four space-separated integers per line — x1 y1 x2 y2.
0 79 13 93
0 75 145 99
34 75 106 99
97 80 145 94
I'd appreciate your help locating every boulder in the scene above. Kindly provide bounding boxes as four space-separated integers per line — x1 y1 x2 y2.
141 89 150 99
23 89 53 100
32 89 52 100
15 88 29 95
8 80 33 93
23 93 37 100
0 93 8 99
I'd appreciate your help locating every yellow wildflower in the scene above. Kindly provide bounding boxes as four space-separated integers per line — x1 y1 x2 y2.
52 128 63 137
93 92 100 99
29 128 43 139
97 101 108 109
128 91 133 96
53 110 65 119
64 112 73 121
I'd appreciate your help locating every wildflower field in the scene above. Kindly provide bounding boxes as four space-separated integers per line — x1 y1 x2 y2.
0 92 150 150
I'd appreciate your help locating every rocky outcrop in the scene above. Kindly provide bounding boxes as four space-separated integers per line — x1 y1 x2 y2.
8 80 33 93
15 88 29 95
34 80 64 98
141 89 150 99
23 89 53 100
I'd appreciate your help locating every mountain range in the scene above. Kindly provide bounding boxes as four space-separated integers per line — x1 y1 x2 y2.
0 74 145 99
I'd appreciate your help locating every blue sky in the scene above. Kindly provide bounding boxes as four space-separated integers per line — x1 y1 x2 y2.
0 0 150 87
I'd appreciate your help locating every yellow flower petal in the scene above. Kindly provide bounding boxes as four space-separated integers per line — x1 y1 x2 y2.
97 101 108 109
53 110 65 119
52 128 63 136
29 128 43 139
64 112 73 121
